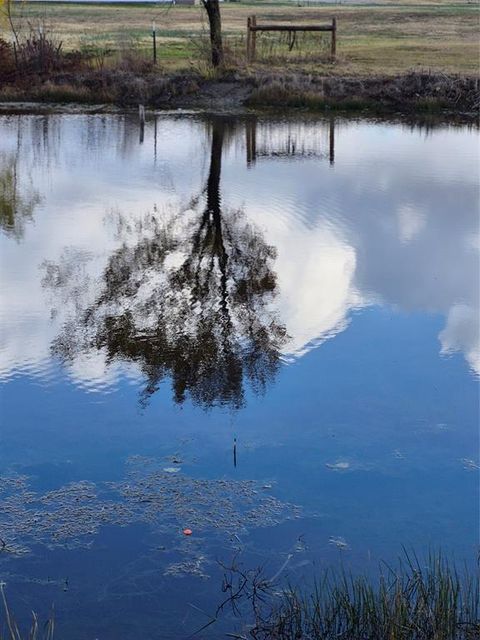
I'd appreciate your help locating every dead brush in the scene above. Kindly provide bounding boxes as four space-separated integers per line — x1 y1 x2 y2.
1 23 83 79
188 33 247 77
223 33 248 70
79 43 113 73
188 32 219 77
253 30 333 66
112 33 156 74
0 39 16 81
16 28 63 74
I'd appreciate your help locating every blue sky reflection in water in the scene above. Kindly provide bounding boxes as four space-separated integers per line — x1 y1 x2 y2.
0 114 478 638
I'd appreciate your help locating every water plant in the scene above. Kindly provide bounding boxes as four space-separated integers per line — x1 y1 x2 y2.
213 550 480 639
1 551 478 638
0 582 54 640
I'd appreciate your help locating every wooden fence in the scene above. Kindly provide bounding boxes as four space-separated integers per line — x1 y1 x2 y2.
245 117 335 166
246 15 337 62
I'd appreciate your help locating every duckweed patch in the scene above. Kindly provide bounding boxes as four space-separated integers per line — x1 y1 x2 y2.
111 456 301 537
0 456 301 560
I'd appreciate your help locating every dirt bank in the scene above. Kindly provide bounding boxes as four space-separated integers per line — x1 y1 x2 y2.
0 69 478 119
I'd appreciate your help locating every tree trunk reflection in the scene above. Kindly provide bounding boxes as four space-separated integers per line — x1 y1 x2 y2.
45 118 288 410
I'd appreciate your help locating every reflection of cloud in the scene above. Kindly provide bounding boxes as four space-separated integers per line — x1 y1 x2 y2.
279 235 358 358
397 203 426 244
67 352 141 392
248 211 363 358
0 116 207 390
228 121 479 374
439 304 480 375
0 116 478 387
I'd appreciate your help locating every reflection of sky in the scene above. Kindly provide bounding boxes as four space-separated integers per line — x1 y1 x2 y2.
0 115 478 636
0 115 478 388
223 122 479 372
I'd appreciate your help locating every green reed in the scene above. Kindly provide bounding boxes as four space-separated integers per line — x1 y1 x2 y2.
218 550 479 639
1 551 479 638
0 582 54 640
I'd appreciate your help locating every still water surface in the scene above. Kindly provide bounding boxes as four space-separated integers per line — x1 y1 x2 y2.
0 113 478 638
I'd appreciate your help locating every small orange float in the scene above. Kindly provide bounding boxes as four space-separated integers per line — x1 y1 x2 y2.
183 528 193 536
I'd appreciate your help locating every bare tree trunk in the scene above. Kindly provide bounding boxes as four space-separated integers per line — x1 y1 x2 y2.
202 0 224 68
4 0 21 50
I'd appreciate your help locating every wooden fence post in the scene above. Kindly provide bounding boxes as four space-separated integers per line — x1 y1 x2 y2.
247 17 336 62
246 119 255 165
251 15 257 62
138 104 145 144
152 21 157 65
250 118 256 163
331 17 337 59
329 117 335 165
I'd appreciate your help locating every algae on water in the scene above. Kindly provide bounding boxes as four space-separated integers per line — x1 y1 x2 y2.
0 456 301 561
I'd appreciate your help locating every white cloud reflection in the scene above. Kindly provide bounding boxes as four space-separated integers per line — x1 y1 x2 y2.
0 115 478 390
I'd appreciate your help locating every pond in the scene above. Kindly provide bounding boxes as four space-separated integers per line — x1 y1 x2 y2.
0 112 478 638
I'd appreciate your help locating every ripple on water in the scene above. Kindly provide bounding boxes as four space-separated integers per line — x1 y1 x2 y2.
0 358 59 386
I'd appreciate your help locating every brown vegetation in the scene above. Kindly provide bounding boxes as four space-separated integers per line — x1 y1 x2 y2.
0 2 478 117
0 50 477 119
246 70 480 114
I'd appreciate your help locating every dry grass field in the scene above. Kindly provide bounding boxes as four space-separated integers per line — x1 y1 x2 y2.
4 1 479 76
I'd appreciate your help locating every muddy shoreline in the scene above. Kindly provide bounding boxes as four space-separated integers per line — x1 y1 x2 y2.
0 70 478 121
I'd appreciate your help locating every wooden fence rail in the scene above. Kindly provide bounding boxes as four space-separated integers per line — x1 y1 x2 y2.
246 15 337 62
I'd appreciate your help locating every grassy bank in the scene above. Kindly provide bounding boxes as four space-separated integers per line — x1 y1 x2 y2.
4 1 479 76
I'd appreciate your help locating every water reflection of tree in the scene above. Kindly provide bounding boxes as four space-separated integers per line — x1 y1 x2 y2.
0 151 40 240
46 118 287 409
